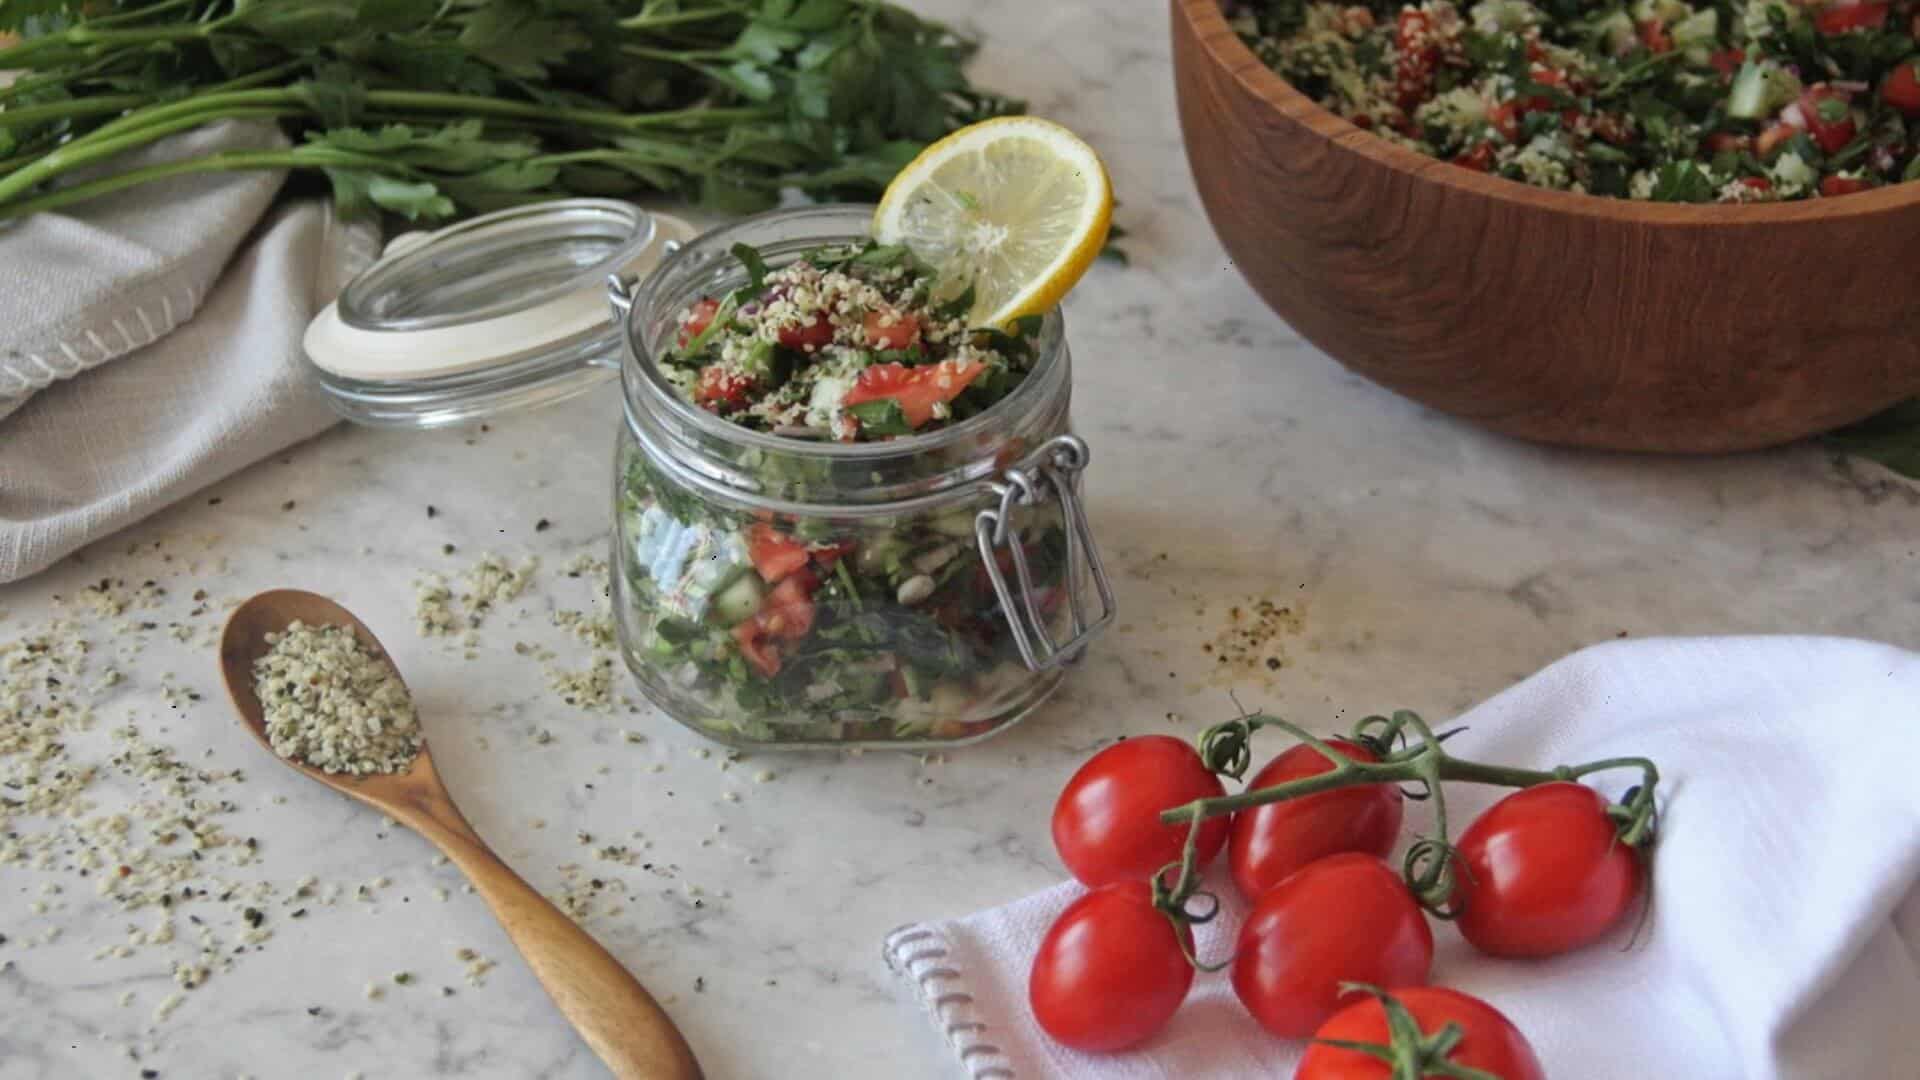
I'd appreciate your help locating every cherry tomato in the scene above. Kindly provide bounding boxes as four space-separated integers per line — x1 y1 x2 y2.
677 297 720 347
1454 782 1643 958
777 312 834 352
1882 58 1920 116
1813 0 1887 34
1051 735 1228 888
1393 10 1438 111
1228 738 1404 903
1029 881 1194 1052
1820 174 1872 196
745 524 811 584
693 365 753 409
1793 86 1857 154
1295 987 1545 1080
1232 854 1434 1039
863 309 921 350
841 360 985 428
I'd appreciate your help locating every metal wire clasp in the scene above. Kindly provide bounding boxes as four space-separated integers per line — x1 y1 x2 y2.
975 433 1116 672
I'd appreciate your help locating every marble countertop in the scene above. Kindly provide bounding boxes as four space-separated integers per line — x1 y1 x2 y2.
4 2 1918 1078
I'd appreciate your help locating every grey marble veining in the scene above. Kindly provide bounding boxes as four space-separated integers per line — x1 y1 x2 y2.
2 1 1917 1077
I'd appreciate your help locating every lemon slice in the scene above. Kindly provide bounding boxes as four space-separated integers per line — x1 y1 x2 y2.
874 116 1113 327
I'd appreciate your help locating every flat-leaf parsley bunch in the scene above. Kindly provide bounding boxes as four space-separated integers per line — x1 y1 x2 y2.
0 0 1021 221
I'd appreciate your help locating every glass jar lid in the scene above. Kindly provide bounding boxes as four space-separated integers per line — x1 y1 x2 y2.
304 199 696 428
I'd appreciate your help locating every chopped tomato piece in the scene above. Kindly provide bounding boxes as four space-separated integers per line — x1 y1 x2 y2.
1453 142 1495 171
777 313 834 352
842 360 986 429
1737 176 1773 193
1704 131 1753 154
745 524 811 584
1709 48 1746 78
1756 123 1797 157
1590 112 1633 145
677 298 720 347
694 365 753 409
1488 101 1520 141
1636 19 1672 54
1518 66 1565 112
1883 59 1920 116
730 573 818 678
1791 86 1857 154
863 309 921 350
1813 0 1887 34
1393 10 1439 111
1820 174 1873 196
732 620 783 678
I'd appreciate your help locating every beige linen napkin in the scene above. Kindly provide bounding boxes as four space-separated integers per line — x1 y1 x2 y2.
0 119 379 581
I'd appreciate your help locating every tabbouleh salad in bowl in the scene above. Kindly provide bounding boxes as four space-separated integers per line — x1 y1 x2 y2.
1228 0 1920 201
614 232 1075 747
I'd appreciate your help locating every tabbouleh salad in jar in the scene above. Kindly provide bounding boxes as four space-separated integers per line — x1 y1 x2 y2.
1229 0 1920 201
616 237 1073 746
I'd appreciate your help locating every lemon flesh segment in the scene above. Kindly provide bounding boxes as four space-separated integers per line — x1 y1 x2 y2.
874 118 1112 327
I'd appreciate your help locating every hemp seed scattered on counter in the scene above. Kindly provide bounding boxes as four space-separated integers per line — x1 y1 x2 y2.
253 622 421 776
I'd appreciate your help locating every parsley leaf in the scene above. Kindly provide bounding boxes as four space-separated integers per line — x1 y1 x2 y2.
845 399 913 436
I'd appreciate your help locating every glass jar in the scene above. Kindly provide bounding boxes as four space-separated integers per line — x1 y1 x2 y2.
607 206 1113 749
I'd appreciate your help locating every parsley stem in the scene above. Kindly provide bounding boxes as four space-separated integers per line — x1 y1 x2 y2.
0 95 156 131
0 146 402 222
0 108 302 207
617 5 748 31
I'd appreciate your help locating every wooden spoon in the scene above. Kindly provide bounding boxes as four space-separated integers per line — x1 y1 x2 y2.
219 589 703 1080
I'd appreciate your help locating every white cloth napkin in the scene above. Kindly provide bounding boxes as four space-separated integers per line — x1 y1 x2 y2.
885 636 1920 1079
0 120 379 583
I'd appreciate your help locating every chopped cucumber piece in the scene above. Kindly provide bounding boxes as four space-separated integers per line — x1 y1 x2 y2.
712 573 765 626
1728 61 1800 120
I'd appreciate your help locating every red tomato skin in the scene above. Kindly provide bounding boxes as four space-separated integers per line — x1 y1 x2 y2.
1029 881 1194 1053
1229 739 1404 903
1051 735 1229 888
1820 175 1872 196
1295 987 1546 1080
1882 59 1920 116
693 365 753 409
1794 86 1858 154
1453 143 1494 171
863 309 921 349
731 620 782 678
677 298 720 347
1756 123 1797 157
1637 19 1673 53
842 360 986 428
1709 48 1746 78
1232 854 1435 1039
1393 11 1438 111
745 524 811 584
1704 131 1752 154
1454 782 1643 958
1813 0 1887 34
777 313 834 352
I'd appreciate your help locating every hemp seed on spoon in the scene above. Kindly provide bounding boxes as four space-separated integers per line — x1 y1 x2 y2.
253 621 420 775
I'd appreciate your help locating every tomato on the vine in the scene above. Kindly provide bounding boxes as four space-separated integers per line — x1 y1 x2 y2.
1051 735 1228 888
1453 781 1643 958
1229 738 1404 902
1029 881 1193 1052
1232 854 1434 1038
1295 987 1545 1080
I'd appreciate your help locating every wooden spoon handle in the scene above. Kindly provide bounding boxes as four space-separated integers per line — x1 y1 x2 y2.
407 802 703 1080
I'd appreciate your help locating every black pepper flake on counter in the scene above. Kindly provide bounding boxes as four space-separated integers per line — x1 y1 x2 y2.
694 976 705 993
306 1006 322 1017
535 518 551 532
426 506 438 518
141 1070 158 1078
281 500 295 511
442 544 456 555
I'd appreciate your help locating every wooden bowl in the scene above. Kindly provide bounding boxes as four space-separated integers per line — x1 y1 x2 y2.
1171 0 1920 452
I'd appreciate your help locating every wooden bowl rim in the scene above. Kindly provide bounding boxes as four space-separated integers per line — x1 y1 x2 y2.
1175 0 1920 226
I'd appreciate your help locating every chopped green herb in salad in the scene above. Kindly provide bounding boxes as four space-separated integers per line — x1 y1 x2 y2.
661 241 1042 441
1230 0 1920 200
